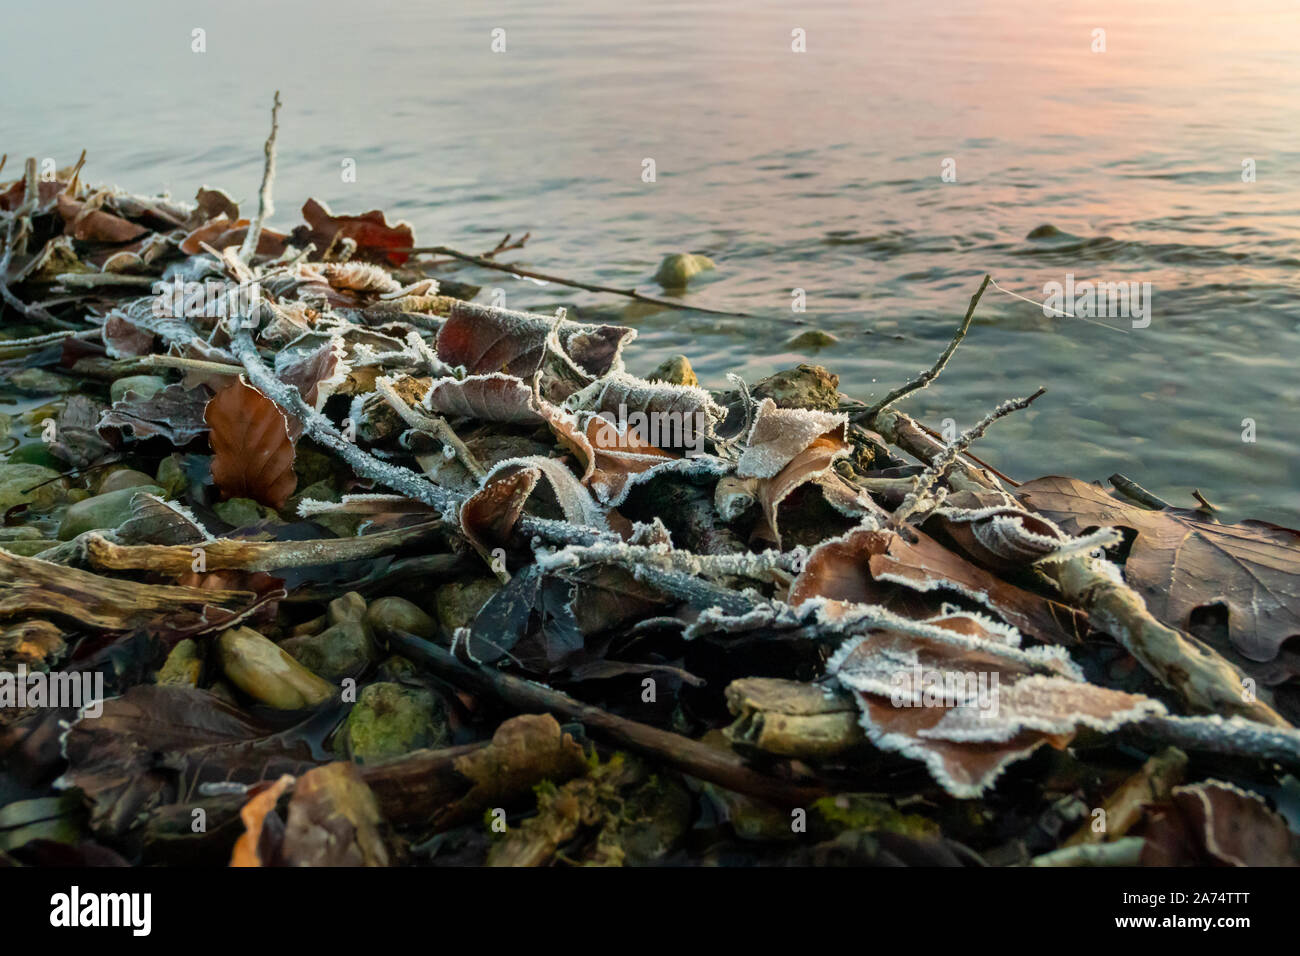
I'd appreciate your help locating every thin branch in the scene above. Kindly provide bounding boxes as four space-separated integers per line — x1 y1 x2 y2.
1109 473 1171 510
406 244 751 317
238 91 281 263
858 273 991 420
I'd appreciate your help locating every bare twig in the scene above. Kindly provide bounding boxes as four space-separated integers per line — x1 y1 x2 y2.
238 91 281 263
857 273 991 420
406 244 751 317
1109 473 1170 510
375 375 486 479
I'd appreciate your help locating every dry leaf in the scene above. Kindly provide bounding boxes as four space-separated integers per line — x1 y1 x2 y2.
230 775 295 867
293 198 414 266
424 373 544 424
205 377 298 509
1019 475 1300 670
1140 780 1298 866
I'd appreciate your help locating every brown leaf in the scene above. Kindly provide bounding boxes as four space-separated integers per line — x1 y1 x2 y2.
755 433 851 547
1019 475 1300 670
101 313 156 359
280 762 389 866
293 198 414 266
459 465 540 559
1140 780 1298 866
424 373 544 424
99 383 214 445
791 527 1086 645
737 399 848 479
178 216 287 257
827 611 1163 797
55 194 148 243
205 377 297 509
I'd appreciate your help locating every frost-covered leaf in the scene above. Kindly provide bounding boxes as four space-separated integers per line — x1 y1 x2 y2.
99 384 214 446
48 395 113 469
436 300 634 381
102 312 156 359
753 425 851 547
277 337 350 431
424 373 544 425
563 370 726 450
737 399 848 479
178 216 287 258
790 527 1086 646
931 489 1119 570
459 464 539 559
1140 780 1298 867
56 193 148 243
205 377 298 509
826 611 1164 797
1019 475 1300 671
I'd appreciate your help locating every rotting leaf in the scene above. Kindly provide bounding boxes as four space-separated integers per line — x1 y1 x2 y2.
205 376 298 509
99 383 214 445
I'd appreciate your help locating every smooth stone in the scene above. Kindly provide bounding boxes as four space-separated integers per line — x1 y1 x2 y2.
9 368 75 394
365 597 439 641
341 682 449 763
279 592 374 681
97 468 157 495
5 443 61 469
218 627 334 709
213 497 278 528
58 485 163 540
156 639 203 687
110 375 166 405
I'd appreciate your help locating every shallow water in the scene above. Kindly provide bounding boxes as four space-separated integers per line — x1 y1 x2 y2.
3 0 1297 522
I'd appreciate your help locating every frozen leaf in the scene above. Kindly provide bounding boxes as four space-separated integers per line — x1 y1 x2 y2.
465 564 585 669
205 377 298 509
753 426 851 547
791 527 1086 646
1140 780 1298 866
101 313 156 359
99 383 214 445
564 370 726 450
932 488 1119 571
1019 475 1300 670
179 216 287 257
48 395 113 469
436 300 634 381
459 464 539 559
424 373 544 425
292 198 414 266
826 611 1164 797
737 399 848 479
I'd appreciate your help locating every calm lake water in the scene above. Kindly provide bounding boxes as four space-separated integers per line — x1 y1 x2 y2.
4 0 1298 522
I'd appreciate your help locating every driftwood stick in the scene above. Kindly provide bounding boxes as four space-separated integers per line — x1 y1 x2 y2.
1108 473 1170 510
389 631 826 807
82 522 442 575
1043 555 1289 727
405 245 751 318
238 91 281 264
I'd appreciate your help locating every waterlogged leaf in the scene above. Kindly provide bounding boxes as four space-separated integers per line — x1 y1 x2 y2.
424 373 544 425
1019 475 1300 669
48 395 113 469
436 300 634 380
99 383 214 445
791 527 1086 646
293 198 414 266
1139 780 1298 867
826 611 1164 797
205 377 298 509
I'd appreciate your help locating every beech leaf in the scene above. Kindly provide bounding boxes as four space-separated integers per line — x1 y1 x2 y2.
205 377 298 509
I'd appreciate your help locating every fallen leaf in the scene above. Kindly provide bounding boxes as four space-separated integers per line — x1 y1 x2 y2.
230 775 295 867
293 198 414 266
424 373 544 424
99 383 214 445
1140 780 1298 866
205 377 298 509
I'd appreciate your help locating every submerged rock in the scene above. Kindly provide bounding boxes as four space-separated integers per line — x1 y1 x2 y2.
10 368 75 394
58 484 164 539
97 468 157 495
156 638 203 687
0 463 67 514
218 626 335 709
340 682 449 763
653 253 715 289
785 329 838 349
213 497 279 528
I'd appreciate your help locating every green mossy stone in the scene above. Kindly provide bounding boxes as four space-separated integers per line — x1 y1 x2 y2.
341 682 449 763
10 368 75 395
0 463 66 514
279 592 374 681
213 497 278 528
58 485 164 539
157 639 204 687
652 253 715 289
647 354 698 387
5 443 61 469
434 578 501 633
785 329 839 350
